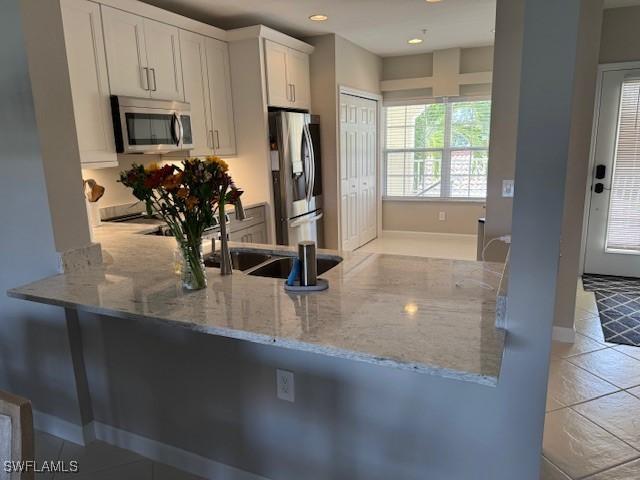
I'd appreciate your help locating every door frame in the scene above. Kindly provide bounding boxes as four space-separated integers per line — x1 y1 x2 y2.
337 85 383 250
579 61 640 274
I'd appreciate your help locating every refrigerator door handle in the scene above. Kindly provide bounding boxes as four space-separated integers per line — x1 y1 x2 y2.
303 123 315 205
289 210 323 229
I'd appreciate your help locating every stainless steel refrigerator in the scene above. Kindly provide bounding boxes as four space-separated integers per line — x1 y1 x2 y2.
269 111 323 247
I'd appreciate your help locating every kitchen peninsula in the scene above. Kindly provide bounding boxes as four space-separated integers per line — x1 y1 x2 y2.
9 222 506 387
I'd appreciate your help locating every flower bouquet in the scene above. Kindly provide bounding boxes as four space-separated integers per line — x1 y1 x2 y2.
119 157 243 290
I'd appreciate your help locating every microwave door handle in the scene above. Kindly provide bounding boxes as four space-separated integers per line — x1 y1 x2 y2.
171 114 181 147
177 115 184 147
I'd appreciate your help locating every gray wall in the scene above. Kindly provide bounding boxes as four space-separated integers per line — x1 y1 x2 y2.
0 0 83 426
554 0 604 330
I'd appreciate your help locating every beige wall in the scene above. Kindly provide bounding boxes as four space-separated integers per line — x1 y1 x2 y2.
483 0 524 260
383 201 484 235
306 34 339 249
306 34 382 249
599 6 640 63
554 0 604 331
381 46 494 235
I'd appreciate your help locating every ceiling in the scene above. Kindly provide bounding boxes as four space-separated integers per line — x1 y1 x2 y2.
140 0 496 57
140 0 640 57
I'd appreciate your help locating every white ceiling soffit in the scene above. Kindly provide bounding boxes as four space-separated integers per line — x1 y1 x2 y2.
139 0 497 57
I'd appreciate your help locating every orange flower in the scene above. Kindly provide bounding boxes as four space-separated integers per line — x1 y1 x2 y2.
176 188 189 199
162 172 183 190
206 156 229 172
186 196 199 210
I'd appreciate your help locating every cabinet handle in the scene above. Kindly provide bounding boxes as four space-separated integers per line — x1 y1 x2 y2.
207 130 214 149
287 84 293 102
215 130 220 150
150 68 157 92
292 84 296 103
142 67 150 91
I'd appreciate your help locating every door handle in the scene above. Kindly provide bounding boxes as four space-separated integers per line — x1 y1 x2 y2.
150 68 157 92
289 211 323 228
595 164 606 180
171 114 181 146
142 67 150 91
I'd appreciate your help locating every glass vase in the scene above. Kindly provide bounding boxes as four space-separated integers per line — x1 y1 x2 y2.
178 238 207 290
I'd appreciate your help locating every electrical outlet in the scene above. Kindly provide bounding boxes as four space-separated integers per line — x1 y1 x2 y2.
438 211 446 221
276 369 295 402
502 180 514 198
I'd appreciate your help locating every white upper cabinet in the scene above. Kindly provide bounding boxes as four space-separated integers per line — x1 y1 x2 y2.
102 6 184 101
180 31 236 157
286 48 311 110
60 0 117 168
264 40 310 110
205 37 236 156
144 20 183 101
180 30 212 156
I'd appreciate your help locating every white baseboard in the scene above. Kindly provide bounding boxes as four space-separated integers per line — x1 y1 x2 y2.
36 415 269 480
552 326 576 343
381 229 477 238
33 410 86 445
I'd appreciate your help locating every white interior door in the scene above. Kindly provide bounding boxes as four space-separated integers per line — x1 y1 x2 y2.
340 93 378 251
585 67 640 277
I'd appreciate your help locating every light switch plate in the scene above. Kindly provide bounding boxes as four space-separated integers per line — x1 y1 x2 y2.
502 180 514 198
438 211 446 221
276 369 295 402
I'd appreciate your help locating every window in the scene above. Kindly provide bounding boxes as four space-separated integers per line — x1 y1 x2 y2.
384 98 491 199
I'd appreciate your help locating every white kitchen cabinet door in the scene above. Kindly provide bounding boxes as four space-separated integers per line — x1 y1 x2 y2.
144 19 184 101
287 48 310 110
61 0 117 169
264 40 290 108
180 30 212 156
205 38 236 156
101 6 149 97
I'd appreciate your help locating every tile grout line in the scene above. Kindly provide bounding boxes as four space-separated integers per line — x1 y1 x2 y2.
569 405 640 456
578 455 640 479
542 453 575 480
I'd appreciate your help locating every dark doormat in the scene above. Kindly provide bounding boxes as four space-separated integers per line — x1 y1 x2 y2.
582 274 640 347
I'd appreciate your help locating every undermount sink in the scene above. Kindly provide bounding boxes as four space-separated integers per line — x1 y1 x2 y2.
204 248 343 278
204 250 273 271
247 256 342 279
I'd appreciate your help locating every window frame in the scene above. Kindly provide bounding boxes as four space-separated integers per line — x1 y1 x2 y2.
382 95 491 202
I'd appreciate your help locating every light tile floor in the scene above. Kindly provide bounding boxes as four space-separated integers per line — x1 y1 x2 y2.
543 281 640 479
358 231 477 260
34 431 204 480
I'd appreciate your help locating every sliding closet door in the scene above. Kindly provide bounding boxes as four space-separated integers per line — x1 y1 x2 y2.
339 93 378 251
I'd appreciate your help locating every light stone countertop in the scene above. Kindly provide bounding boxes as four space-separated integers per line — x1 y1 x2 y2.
8 223 507 386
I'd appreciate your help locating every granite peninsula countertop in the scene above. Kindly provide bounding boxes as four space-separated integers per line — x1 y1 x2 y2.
8 222 507 386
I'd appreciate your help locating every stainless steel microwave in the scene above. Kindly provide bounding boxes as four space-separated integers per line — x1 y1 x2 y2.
111 96 193 154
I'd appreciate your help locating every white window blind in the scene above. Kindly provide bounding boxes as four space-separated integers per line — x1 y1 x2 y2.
606 79 640 252
384 98 491 199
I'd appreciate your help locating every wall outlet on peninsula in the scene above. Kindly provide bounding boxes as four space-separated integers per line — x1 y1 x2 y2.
276 369 295 402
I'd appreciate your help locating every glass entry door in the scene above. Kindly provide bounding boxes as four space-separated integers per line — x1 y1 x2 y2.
585 68 640 277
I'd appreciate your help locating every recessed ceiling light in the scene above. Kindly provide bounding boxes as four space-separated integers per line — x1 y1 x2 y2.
425 0 442 3
309 14 328 21
408 38 423 45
